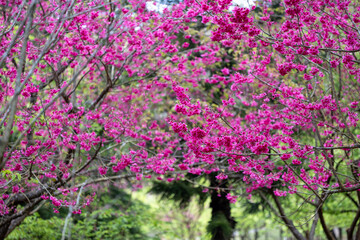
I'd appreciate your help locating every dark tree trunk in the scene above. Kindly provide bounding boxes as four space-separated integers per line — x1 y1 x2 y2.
0 220 11 239
209 174 236 240
0 196 43 238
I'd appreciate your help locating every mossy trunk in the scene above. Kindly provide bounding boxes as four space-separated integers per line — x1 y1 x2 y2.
208 174 236 240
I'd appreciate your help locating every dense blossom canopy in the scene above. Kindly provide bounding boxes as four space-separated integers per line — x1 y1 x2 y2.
0 0 360 239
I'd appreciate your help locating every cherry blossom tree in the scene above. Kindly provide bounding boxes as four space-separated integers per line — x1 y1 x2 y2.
1 0 360 239
168 0 360 239
0 0 204 237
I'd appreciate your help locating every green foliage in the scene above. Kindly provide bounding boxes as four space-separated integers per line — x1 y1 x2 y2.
6 213 63 240
206 212 233 240
70 206 151 240
7 187 161 240
150 179 207 208
7 206 156 240
1 170 21 182
242 200 263 214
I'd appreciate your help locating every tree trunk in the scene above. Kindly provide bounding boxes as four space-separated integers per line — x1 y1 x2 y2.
0 220 11 239
0 196 43 238
209 174 236 240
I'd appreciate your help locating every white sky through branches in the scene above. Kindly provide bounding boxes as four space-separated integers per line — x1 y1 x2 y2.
146 0 255 12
